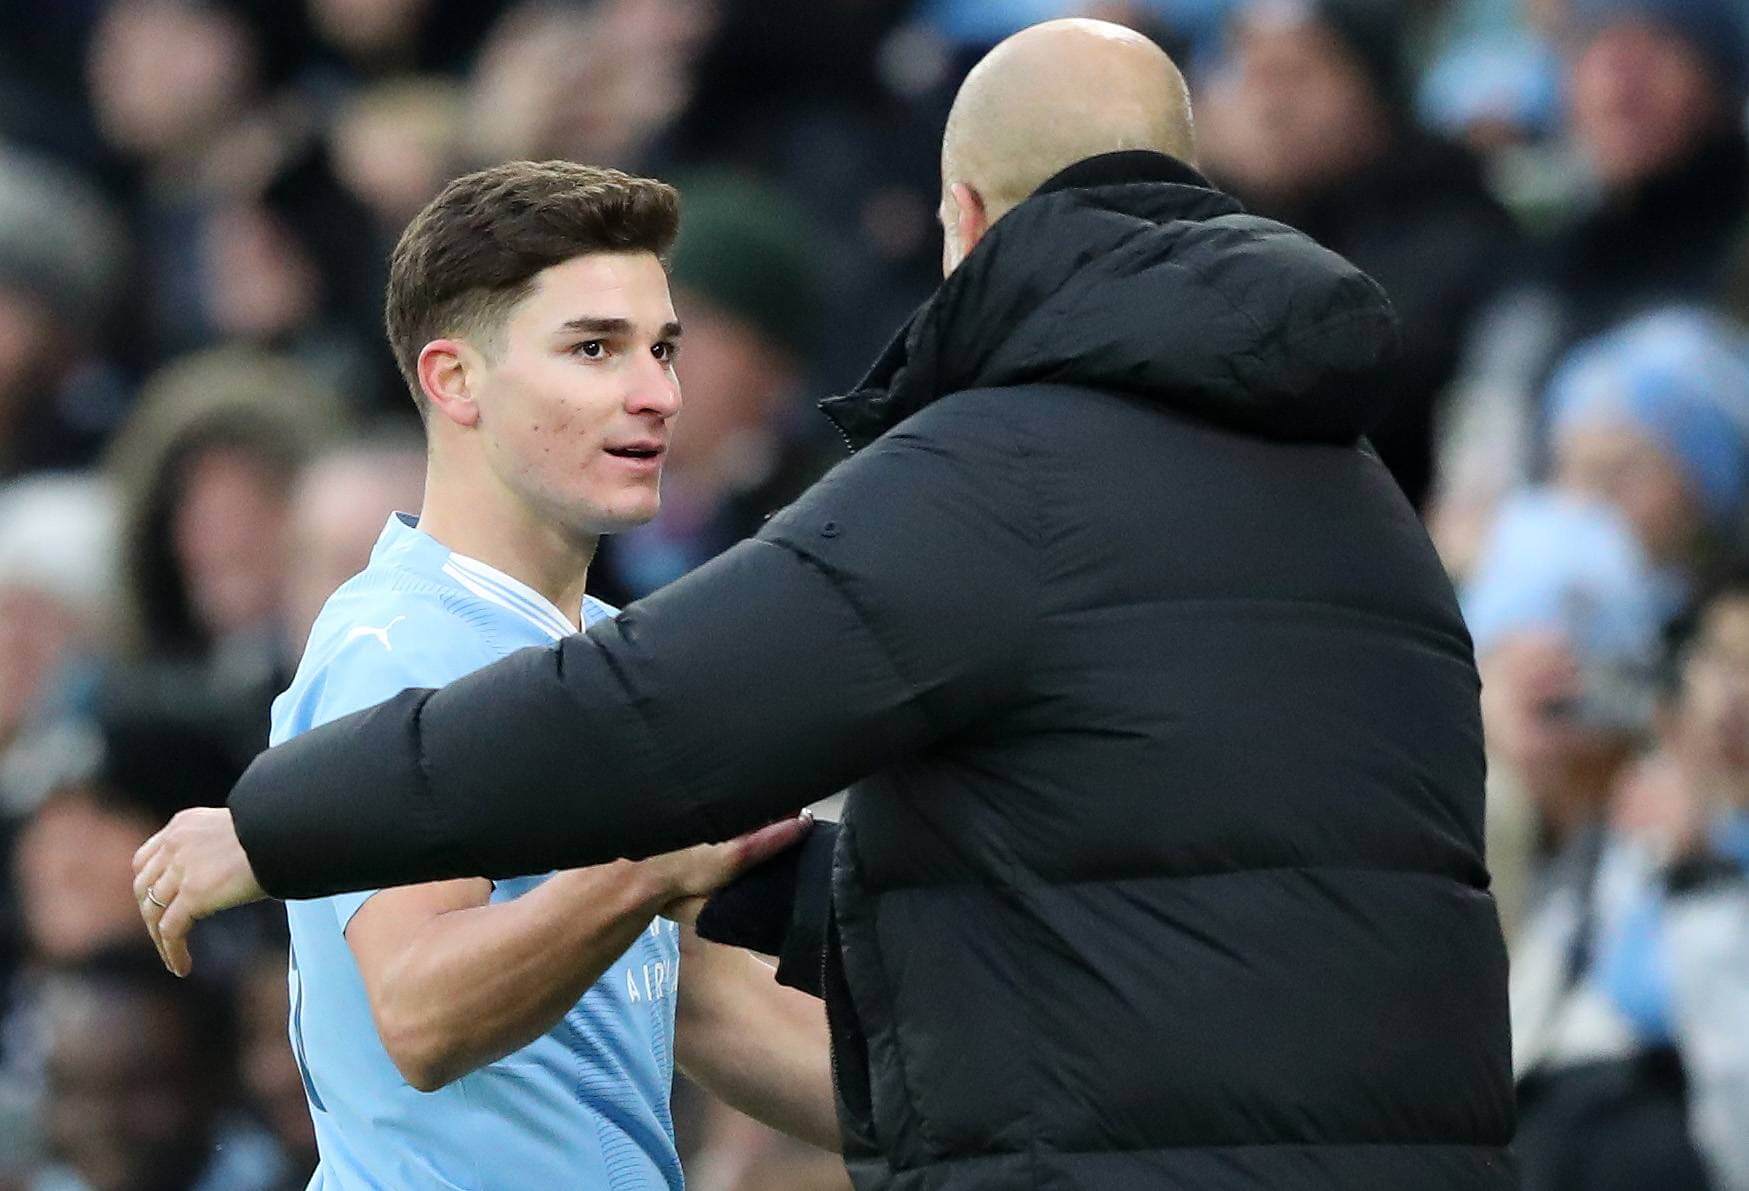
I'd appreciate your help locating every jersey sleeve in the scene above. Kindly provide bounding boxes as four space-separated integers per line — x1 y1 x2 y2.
273 601 504 929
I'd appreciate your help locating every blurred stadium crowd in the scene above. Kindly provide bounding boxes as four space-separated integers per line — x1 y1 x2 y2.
2 0 1749 1187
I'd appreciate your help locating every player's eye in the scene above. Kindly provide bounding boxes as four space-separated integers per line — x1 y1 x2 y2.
571 340 606 359
653 340 679 363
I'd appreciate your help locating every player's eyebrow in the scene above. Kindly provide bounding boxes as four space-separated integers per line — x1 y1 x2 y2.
560 317 629 335
560 317 684 339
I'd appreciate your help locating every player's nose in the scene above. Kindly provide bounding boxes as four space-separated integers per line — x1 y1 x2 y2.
624 357 681 419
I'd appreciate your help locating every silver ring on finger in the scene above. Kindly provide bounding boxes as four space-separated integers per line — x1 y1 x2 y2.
144 885 169 910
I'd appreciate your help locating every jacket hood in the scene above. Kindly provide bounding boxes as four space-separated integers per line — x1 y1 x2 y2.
822 151 1400 450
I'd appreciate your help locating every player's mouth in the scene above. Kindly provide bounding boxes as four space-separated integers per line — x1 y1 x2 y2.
604 441 665 469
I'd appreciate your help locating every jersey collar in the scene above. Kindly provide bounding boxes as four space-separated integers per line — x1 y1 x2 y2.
376 513 583 639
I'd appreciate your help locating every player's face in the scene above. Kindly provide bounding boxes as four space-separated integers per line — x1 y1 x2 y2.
473 251 682 535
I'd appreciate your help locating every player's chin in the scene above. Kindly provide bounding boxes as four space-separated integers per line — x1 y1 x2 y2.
594 488 663 532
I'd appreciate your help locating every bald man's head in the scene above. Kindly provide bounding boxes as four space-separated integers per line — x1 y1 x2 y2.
939 19 1196 273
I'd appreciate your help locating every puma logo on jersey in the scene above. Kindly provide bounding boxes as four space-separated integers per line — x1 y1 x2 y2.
344 616 406 652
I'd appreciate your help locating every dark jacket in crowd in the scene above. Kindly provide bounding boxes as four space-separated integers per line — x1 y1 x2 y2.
1469 126 1749 448
1547 128 1749 355
1234 131 1519 508
229 152 1516 1190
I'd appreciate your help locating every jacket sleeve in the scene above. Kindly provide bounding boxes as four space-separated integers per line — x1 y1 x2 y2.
695 820 838 998
231 419 1039 899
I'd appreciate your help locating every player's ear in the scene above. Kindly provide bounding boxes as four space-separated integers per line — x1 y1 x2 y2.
418 339 480 429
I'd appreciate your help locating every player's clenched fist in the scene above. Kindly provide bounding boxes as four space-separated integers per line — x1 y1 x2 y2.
132 807 266 977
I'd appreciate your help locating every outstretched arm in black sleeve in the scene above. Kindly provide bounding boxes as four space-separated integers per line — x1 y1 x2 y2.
231 419 1039 900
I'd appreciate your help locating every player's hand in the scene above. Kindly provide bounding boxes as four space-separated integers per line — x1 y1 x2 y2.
132 807 267 977
649 811 813 920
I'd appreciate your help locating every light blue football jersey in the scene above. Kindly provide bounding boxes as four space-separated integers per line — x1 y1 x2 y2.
271 513 683 1190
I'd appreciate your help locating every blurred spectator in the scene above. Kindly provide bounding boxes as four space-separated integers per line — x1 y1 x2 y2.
30 946 289 1191
1606 579 1749 1190
1548 578 1749 1190
10 783 157 970
1463 489 1713 1190
0 784 180 1184
1414 0 1575 231
3 701 268 1032
463 0 718 170
234 943 317 1189
107 347 337 665
1466 490 1661 890
1543 307 1749 602
589 173 841 604
0 149 129 479
86 0 277 362
205 139 392 408
328 77 464 229
87 1 388 403
86 0 263 175
92 349 339 777
1658 583 1749 833
301 0 509 94
1434 0 1749 553
281 432 427 650
459 5 586 164
664 2 944 391
308 0 438 79
0 476 116 766
1419 27 1564 155
1 707 267 1108
1199 0 1519 507
325 78 465 413
1565 0 1747 194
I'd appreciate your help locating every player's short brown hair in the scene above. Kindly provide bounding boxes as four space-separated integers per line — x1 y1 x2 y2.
384 161 680 414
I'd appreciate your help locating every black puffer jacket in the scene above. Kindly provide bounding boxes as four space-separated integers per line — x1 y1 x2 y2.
1227 131 1518 508
232 152 1516 1189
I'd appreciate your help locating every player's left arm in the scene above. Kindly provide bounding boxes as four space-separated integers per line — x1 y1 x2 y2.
672 920 839 1152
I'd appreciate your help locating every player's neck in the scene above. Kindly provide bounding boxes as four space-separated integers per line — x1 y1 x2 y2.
416 470 596 631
